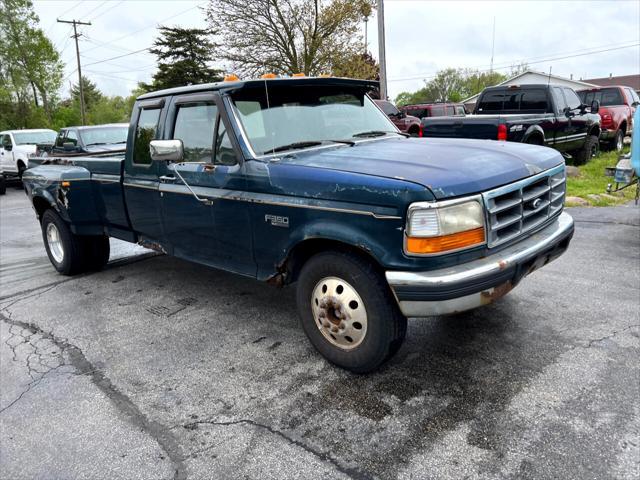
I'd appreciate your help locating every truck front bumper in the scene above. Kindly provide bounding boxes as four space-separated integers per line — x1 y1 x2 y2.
386 212 574 317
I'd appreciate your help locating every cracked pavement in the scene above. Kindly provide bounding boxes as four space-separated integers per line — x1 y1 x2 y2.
1 188 639 479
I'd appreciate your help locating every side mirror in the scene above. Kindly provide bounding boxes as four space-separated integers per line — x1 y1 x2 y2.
590 100 600 114
563 107 574 118
3 144 12 152
63 142 76 151
150 139 183 163
632 101 639 108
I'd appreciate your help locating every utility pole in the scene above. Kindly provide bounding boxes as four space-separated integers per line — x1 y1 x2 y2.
57 18 91 125
489 16 496 73
377 0 387 100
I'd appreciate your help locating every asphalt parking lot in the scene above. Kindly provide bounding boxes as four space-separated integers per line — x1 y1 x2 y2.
1 186 638 480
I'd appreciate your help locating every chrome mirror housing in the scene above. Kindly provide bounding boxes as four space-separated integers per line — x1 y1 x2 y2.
149 139 184 163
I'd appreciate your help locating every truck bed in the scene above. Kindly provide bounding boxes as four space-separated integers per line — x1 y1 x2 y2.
421 113 555 141
24 154 133 240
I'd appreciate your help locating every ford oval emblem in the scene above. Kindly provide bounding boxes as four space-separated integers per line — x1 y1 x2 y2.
531 198 542 209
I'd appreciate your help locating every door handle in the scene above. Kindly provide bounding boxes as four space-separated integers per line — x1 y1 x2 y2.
159 175 176 183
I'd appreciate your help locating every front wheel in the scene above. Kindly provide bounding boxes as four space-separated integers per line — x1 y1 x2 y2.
296 251 407 373
572 134 599 165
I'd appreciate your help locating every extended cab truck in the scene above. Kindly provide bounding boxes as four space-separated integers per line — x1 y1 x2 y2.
41 123 129 157
23 77 574 373
578 86 639 152
421 84 602 165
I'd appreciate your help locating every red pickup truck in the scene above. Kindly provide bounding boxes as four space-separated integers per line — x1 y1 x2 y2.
374 100 422 136
578 86 639 151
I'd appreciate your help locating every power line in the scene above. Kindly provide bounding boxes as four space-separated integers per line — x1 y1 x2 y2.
388 43 640 82
85 0 125 22
81 2 204 54
82 47 152 67
78 0 109 21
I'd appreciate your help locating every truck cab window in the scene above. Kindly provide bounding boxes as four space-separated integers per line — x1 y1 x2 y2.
173 103 217 163
214 119 236 165
562 88 581 110
134 108 161 165
520 90 547 111
552 87 567 113
2 135 12 148
66 130 79 146
55 131 66 147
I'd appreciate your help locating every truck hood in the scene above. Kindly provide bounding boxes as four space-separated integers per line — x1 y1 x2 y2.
281 137 564 199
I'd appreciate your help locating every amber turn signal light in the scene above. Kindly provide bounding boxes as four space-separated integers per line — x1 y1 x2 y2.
61 181 71 188
261 73 277 79
406 227 485 254
224 74 239 82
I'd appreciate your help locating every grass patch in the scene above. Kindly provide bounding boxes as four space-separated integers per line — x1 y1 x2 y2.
565 147 636 206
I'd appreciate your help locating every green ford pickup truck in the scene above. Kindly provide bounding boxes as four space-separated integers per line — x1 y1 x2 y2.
23 77 574 372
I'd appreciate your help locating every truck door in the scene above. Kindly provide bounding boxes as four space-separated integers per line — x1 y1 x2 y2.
0 134 14 173
562 87 589 151
123 99 166 245
159 93 255 276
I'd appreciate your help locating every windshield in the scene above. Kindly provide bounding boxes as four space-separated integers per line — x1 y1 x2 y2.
229 85 396 156
79 126 128 146
12 130 57 145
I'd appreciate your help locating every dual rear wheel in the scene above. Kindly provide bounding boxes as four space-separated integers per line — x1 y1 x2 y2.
41 209 110 275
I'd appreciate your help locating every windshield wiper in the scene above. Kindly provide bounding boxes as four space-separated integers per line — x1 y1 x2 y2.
269 141 323 153
267 139 355 154
352 130 409 138
85 142 109 146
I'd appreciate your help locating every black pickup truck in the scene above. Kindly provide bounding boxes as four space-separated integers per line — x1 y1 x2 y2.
421 84 602 164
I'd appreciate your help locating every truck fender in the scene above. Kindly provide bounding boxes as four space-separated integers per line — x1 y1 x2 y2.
267 217 397 283
30 190 59 220
522 125 545 145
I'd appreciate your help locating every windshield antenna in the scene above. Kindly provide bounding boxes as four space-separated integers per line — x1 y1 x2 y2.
263 78 275 156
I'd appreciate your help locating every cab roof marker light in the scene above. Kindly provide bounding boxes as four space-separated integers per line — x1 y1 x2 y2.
292 73 305 77
261 73 277 79
224 74 239 82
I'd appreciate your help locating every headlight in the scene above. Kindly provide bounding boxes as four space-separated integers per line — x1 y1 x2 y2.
405 198 485 255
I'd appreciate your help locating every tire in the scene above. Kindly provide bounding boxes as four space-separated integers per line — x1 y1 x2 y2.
41 209 87 275
296 250 407 373
83 235 110 271
607 129 624 152
0 175 6 195
16 162 27 189
525 135 543 146
407 126 420 137
571 134 599 165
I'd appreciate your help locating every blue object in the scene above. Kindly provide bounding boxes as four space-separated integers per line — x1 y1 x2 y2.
631 107 640 176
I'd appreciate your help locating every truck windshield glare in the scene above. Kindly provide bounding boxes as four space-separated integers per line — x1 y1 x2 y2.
230 85 396 155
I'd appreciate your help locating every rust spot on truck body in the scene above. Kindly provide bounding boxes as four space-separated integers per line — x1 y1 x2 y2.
480 281 513 304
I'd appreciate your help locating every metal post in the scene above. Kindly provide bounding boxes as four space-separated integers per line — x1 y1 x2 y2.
57 18 91 125
377 0 387 100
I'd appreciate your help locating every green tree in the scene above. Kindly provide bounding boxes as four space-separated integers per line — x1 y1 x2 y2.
205 0 374 77
0 0 64 125
332 52 379 80
71 76 103 111
461 70 507 99
143 26 222 91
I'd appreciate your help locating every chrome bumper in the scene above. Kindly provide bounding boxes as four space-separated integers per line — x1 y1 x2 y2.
386 212 574 317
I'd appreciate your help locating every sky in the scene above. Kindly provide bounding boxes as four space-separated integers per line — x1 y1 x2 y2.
33 0 640 102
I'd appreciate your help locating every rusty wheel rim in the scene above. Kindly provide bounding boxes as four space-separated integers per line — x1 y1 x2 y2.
311 276 367 350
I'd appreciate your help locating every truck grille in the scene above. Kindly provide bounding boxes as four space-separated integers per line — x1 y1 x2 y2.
483 165 566 248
